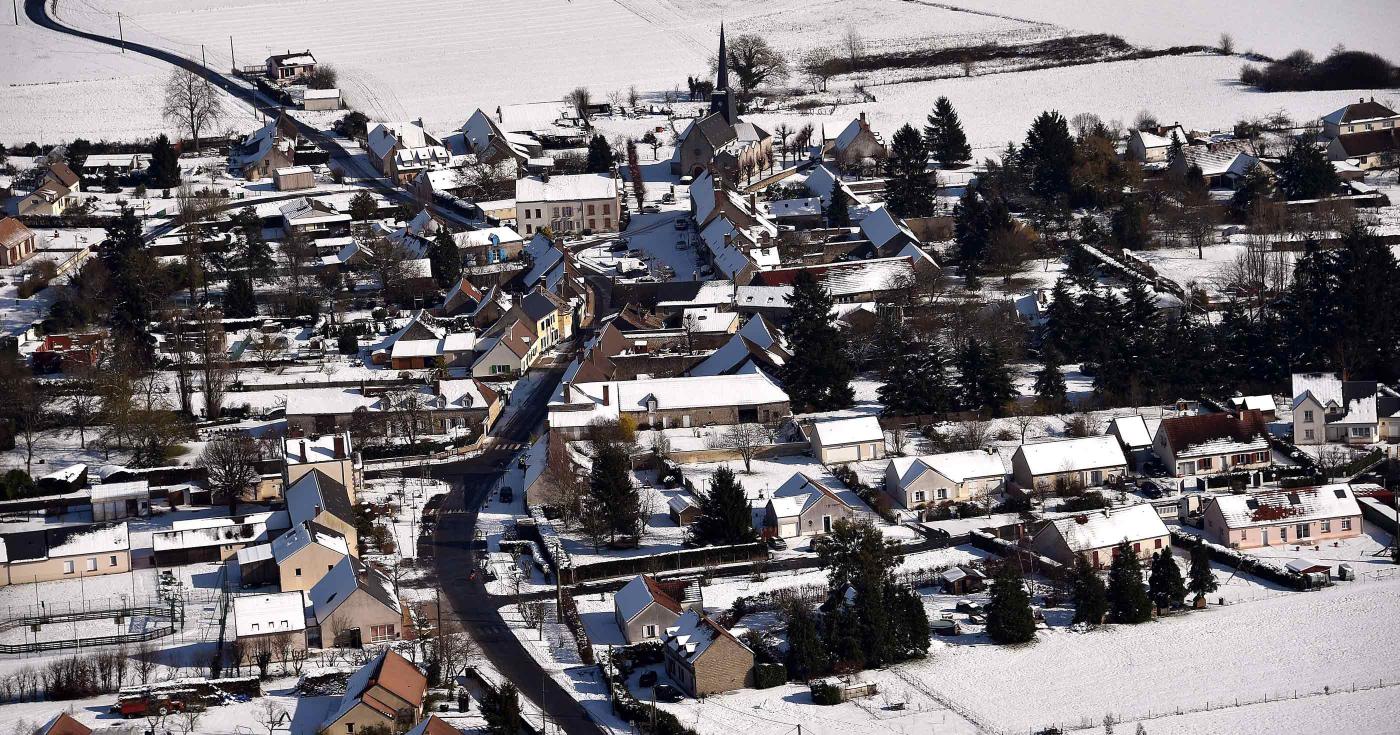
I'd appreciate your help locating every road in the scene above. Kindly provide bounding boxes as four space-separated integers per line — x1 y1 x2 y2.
23 0 477 228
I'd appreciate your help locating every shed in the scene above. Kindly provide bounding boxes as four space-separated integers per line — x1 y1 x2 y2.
90 480 151 521
303 87 341 111
275 165 315 192
668 495 700 526
235 542 279 587
938 565 986 595
809 416 886 464
1285 558 1331 576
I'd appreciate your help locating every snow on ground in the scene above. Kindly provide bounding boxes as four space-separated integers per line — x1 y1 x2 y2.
357 477 450 560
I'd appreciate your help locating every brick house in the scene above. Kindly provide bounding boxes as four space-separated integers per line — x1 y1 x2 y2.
1201 485 1363 549
662 611 754 697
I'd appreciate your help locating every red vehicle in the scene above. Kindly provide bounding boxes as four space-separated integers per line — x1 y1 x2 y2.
112 693 187 718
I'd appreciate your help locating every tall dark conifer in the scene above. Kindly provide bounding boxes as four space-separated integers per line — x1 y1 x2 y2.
784 271 855 411
985 562 1036 643
884 124 937 218
694 465 755 545
923 96 972 167
1106 540 1153 624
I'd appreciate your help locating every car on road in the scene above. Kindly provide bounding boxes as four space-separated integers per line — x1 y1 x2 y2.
639 671 658 688
500 487 514 504
673 218 688 230
653 684 684 702
641 205 661 214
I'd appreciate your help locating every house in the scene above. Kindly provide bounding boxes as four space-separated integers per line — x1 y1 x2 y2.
614 574 704 643
938 565 986 595
90 480 151 521
804 164 862 208
750 255 935 304
280 197 351 236
1202 484 1363 549
36 713 90 735
454 226 524 266
859 207 920 256
502 287 573 360
319 650 426 734
286 470 360 554
1173 147 1260 189
0 523 130 587
884 450 1005 509
1106 415 1155 471
1228 394 1278 420
668 495 701 526
152 512 287 566
382 311 479 370
367 121 446 181
765 473 856 539
303 87 341 111
310 557 404 648
17 179 78 216
808 416 886 464
515 173 620 236
272 520 351 592
768 196 823 229
548 372 790 439
283 432 359 492
232 592 308 663
471 318 534 378
1322 98 1400 170
0 217 38 267
230 114 298 180
265 50 317 81
30 332 103 373
1011 436 1128 493
1127 125 1187 163
687 314 789 378
1292 372 1400 445
824 113 886 171
274 165 315 192
1030 504 1171 567
661 611 754 697
83 153 151 175
456 108 540 169
1153 410 1271 478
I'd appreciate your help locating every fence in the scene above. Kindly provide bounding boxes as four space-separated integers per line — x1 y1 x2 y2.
560 542 769 585
0 600 183 655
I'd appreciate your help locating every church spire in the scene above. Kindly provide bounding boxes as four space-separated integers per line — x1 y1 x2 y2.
710 22 737 124
716 22 730 94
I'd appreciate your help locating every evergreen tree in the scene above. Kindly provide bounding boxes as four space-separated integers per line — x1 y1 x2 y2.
100 208 157 367
956 338 1017 417
694 465 755 545
482 682 522 735
953 186 990 272
923 96 972 167
890 583 931 658
827 186 851 227
232 207 275 281
1187 544 1219 602
1070 555 1109 625
783 271 855 411
813 519 923 667
1106 540 1153 624
907 340 956 416
884 123 937 218
1110 195 1151 249
1033 350 1069 413
585 134 615 174
1021 111 1076 203
223 272 257 318
348 191 379 223
586 440 641 543
784 606 829 681
1147 547 1187 611
1229 165 1274 221
1041 278 1081 359
984 561 1036 644
428 228 463 289
1274 136 1340 200
148 134 181 188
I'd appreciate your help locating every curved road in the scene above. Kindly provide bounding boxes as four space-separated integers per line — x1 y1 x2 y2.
23 0 477 227
26 2 600 732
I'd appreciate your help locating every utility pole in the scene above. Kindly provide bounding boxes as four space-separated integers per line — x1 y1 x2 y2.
229 36 236 71
12 0 18 27
117 12 124 52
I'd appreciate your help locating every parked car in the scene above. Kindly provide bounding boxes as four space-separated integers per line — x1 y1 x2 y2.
767 537 787 550
673 218 688 230
500 487 514 503
113 694 186 718
653 684 683 702
1137 481 1163 499
661 192 676 204
641 205 661 214
639 671 658 688
955 600 983 615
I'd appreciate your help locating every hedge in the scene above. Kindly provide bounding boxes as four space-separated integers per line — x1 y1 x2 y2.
754 663 786 689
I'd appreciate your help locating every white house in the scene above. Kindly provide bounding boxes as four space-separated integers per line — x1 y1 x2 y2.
808 416 885 464
1011 436 1127 493
764 473 857 539
1291 372 1400 445
1030 504 1171 567
884 450 1005 509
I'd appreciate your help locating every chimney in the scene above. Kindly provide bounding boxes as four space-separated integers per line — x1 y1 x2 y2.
748 192 758 209
859 111 866 123
333 435 346 459
602 384 611 405
724 233 733 246
298 441 307 463
313 504 322 516
1360 97 1366 103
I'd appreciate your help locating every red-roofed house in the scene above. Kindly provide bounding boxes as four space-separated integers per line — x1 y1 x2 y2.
36 713 91 735
1152 410 1271 478
613 574 703 643
0 218 37 267
319 649 426 734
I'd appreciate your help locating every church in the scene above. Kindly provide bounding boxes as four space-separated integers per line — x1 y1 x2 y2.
671 25 775 182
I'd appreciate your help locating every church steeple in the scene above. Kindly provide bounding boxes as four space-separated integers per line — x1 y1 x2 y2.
710 23 737 124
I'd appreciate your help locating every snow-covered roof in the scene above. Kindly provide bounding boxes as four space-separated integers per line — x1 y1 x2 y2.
832 118 867 152
286 470 355 527
1209 485 1362 530
310 557 402 623
272 520 350 564
368 121 436 161
516 173 616 202
689 315 787 377
153 513 284 552
735 285 791 310
1015 436 1127 476
1041 503 1169 552
455 226 523 249
1107 415 1153 449
768 473 849 518
615 574 682 623
690 170 717 223
235 543 274 566
891 450 1005 487
283 432 353 466
663 610 748 663
303 87 339 100
811 416 883 447
233 592 306 638
804 164 861 207
770 197 821 219
46 522 130 558
548 372 789 429
90 480 149 503
682 307 739 334
859 207 917 249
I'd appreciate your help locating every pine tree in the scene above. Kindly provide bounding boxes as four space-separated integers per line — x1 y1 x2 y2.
586 441 641 543
1070 555 1109 625
890 584 931 658
428 229 463 289
348 191 378 223
1147 547 1186 611
985 561 1036 644
884 123 937 218
148 134 181 188
923 96 972 167
223 273 257 318
1042 278 1081 360
783 271 855 411
1274 136 1340 200
626 138 646 209
586 134 615 174
812 519 922 668
694 465 755 545
784 606 829 681
1187 544 1218 602
100 208 157 368
1021 111 1076 202
908 340 956 416
827 186 851 227
1106 540 1153 623
1229 165 1274 221
1033 350 1069 414
1110 195 1151 250
482 682 522 735
232 207 274 281
953 186 990 273
956 338 1017 417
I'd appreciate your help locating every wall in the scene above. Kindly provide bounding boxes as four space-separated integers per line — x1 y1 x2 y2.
279 544 347 593
2 549 131 587
691 637 754 696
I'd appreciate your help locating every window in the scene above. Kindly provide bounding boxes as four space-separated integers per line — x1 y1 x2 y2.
588 219 596 229
1280 527 1288 542
643 624 657 638
251 623 261 632
1304 429 1315 440
1296 523 1310 539
370 624 396 642
109 555 118 567
346 725 355 734
295 568 303 577
1321 520 1331 533
86 558 97 572
1350 427 1371 437
63 560 75 574
587 204 596 215
1197 458 1214 471
603 203 611 214
822 516 833 533
524 224 533 234
1303 410 1314 422
1154 538 1163 549
1132 542 1141 553
913 491 926 502
603 218 612 229
937 489 948 500
1342 519 1353 531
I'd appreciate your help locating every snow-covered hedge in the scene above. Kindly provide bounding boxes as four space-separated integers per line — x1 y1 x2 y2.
1169 530 1307 590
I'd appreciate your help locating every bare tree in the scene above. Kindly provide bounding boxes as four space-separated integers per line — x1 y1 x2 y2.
716 34 790 93
254 700 288 735
174 707 204 735
717 423 770 473
800 47 837 93
773 123 793 166
360 235 413 307
842 26 865 73
1218 33 1235 54
566 87 593 127
162 67 225 154
6 371 50 476
199 433 261 514
1010 405 1042 442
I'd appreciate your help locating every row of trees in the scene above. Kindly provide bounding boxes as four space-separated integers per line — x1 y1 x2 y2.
875 311 1018 417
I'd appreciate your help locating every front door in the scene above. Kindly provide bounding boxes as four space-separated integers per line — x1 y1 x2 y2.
1261 528 1269 546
